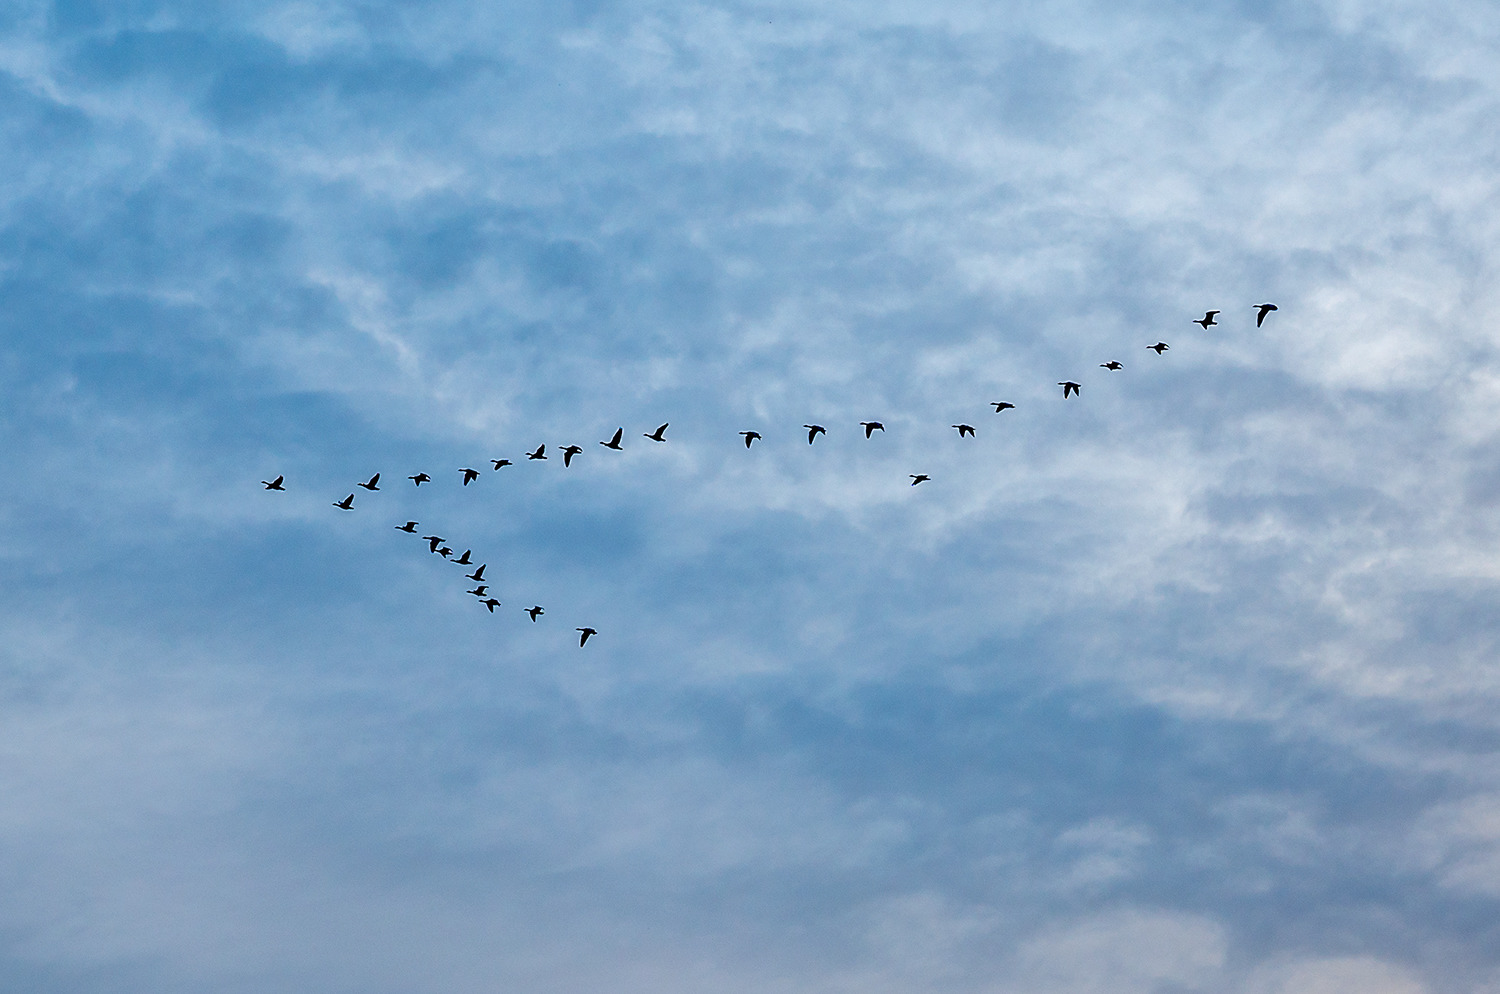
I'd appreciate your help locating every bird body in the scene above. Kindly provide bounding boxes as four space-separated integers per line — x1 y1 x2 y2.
333 493 355 509
1100 361 1123 370
1254 303 1278 327
1148 342 1169 354
261 475 285 490
861 421 885 438
397 521 418 533
577 627 597 646
526 606 544 621
910 474 929 485
561 445 583 467
1059 381 1081 398
527 445 547 460
740 431 761 448
644 423 669 442
358 473 380 491
991 402 1015 412
410 473 430 486
803 424 826 444
952 424 976 438
600 428 624 450
1193 310 1220 329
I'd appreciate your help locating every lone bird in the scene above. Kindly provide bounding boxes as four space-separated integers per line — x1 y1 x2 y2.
952 424 976 438
740 431 761 448
358 473 381 491
644 423 669 442
466 565 486 582
803 424 826 444
461 468 480 485
910 474 930 486
1059 381 1081 398
453 550 473 566
526 605 544 622
1100 361 1123 370
561 445 583 467
527 444 547 461
410 473 431 486
467 585 488 597
991 402 1015 413
1193 310 1220 329
482 598 501 613
396 521 418 533
600 428 624 450
491 459 512 470
1148 342 1169 354
861 421 885 438
261 475 285 490
333 493 355 510
423 535 444 553
1254 303 1278 327
577 627 597 646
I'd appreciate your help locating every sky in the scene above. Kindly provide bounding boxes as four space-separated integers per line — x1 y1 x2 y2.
2 0 1500 990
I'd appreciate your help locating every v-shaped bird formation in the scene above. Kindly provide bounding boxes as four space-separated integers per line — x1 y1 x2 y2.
263 304 1277 647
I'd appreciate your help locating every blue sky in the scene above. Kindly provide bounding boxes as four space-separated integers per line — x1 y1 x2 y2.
3 0 1500 990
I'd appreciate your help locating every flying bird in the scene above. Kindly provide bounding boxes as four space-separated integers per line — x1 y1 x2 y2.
803 424 826 444
991 402 1015 412
396 521 419 533
1254 303 1278 327
1193 310 1220 329
438 547 453 559
423 535 444 553
481 598 501 613
561 445 583 467
526 605 544 622
1100 361 1123 370
409 473 431 486
952 424 976 438
527 444 547 460
467 585 488 597
491 459 512 470
600 428 624 450
333 493 355 510
1148 342 1169 354
453 550 473 566
357 473 380 491
460 468 480 485
740 431 761 448
577 627 597 646
1059 381 1081 398
261 475 285 490
466 565 486 582
910 474 930 485
644 423 669 442
860 421 885 438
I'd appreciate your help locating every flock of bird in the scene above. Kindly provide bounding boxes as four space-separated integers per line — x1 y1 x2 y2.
263 305 1277 647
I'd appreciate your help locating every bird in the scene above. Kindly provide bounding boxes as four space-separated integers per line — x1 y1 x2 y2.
410 473 431 486
561 445 583 467
527 444 546 460
358 473 380 491
740 431 761 448
467 585 488 597
396 521 419 533
333 493 355 509
461 468 480 485
803 424 826 444
600 428 624 450
526 605 544 622
438 547 453 559
422 535 444 553
481 598 501 613
1059 381 1081 398
1254 303 1278 327
952 424 976 438
1100 361 1123 370
1148 342 1169 354
1193 310 1220 329
991 402 1015 413
453 550 473 566
910 474 929 485
261 475 285 490
644 423 669 442
491 459 512 470
577 627 597 646
466 565 486 582
860 421 885 438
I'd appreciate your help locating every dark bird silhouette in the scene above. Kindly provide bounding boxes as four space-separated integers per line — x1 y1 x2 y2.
644 423 669 442
482 598 501 613
467 585 488 597
527 444 547 460
561 445 583 467
461 468 480 485
333 493 355 510
1059 381 1081 398
910 474 930 485
410 473 431 486
1254 303 1278 327
396 521 418 533
423 535 444 553
577 627 597 646
438 547 453 559
526 605 544 622
261 475 285 490
1148 342 1169 354
600 428 624 450
358 473 380 491
952 424 976 438
1193 310 1220 329
861 421 885 438
453 550 473 566
740 431 761 448
803 424 826 444
466 565 486 582
1100 361 1123 370
491 459 512 470
991 402 1015 413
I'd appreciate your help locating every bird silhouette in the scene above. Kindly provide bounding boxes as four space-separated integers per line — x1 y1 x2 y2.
527 444 547 460
910 474 930 485
358 473 380 491
491 459 512 470
466 565 486 582
1254 303 1278 327
261 475 285 490
410 473 431 486
644 423 669 442
991 402 1015 412
1193 310 1220 329
1148 342 1169 354
600 428 624 450
952 424 976 438
561 445 583 467
461 468 480 485
803 424 826 444
438 547 453 559
1100 361 1123 370
1059 381 1081 398
453 550 473 566
526 605 544 622
577 627 597 646
740 431 761 448
396 521 418 533
482 598 501 613
467 585 488 597
423 535 444 553
333 493 355 509
861 421 885 438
